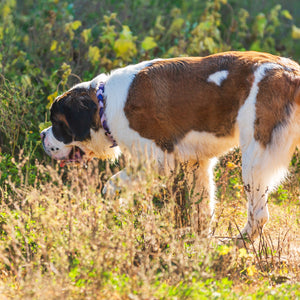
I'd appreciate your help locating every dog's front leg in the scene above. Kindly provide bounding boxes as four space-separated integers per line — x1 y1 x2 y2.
185 159 217 236
102 168 131 198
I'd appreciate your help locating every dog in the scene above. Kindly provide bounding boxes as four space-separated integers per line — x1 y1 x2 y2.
41 51 300 243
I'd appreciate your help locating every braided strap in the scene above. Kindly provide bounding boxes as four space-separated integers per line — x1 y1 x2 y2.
96 83 118 148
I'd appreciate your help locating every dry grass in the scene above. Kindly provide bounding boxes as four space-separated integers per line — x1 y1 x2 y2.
0 152 299 299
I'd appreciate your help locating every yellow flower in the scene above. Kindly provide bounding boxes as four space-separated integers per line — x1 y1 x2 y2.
226 161 237 169
50 40 58 52
218 245 232 255
247 265 257 276
47 91 58 105
238 248 247 258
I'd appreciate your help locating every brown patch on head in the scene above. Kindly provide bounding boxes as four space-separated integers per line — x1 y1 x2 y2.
254 69 300 146
55 113 70 127
124 53 258 152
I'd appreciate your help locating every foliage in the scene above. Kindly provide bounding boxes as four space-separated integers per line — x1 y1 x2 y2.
0 0 300 297
0 158 299 298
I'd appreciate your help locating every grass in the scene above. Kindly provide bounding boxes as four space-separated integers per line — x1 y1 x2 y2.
0 152 299 299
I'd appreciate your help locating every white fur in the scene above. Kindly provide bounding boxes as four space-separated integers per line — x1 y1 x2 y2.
238 63 283 150
236 62 290 241
175 128 239 161
104 59 167 165
175 129 239 217
207 70 229 86
82 129 121 160
102 169 131 196
42 127 72 160
42 126 121 161
70 73 109 91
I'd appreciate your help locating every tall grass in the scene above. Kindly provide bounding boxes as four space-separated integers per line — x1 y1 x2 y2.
0 153 299 298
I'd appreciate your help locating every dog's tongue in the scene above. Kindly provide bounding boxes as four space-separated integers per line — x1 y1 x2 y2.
60 161 66 168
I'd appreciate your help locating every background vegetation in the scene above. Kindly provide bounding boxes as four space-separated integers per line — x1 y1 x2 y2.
0 0 299 298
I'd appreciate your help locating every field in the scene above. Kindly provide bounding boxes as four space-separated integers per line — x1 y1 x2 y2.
0 0 300 298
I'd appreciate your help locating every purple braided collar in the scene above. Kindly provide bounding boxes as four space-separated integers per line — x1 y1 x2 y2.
96 83 118 148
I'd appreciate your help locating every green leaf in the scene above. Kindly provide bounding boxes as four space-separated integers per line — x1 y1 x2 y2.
141 37 157 51
119 25 133 40
114 39 137 58
204 37 216 53
250 40 262 52
169 18 185 33
114 26 137 59
292 25 300 39
253 13 267 38
88 46 100 66
39 122 52 132
281 10 293 20
81 28 92 44
71 20 82 31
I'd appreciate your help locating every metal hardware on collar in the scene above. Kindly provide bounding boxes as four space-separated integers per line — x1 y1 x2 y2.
96 83 118 148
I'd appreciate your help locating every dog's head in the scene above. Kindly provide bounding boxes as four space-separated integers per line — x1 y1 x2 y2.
41 86 120 165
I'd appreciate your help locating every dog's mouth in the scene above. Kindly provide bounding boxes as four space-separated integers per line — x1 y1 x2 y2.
60 146 86 167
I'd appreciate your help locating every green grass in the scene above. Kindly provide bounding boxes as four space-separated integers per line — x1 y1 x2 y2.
0 156 299 299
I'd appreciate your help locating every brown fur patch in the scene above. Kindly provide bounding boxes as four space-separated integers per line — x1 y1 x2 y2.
124 52 300 152
124 52 261 152
254 69 300 146
56 113 70 127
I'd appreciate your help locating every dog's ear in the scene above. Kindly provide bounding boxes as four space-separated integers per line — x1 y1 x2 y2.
52 89 98 141
65 98 97 141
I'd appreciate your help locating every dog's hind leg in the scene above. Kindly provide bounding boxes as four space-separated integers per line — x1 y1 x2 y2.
235 63 300 245
239 136 294 244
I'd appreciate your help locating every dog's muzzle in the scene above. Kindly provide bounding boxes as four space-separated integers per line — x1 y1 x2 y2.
40 127 72 160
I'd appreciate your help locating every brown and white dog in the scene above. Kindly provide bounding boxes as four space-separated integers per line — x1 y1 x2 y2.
41 51 300 242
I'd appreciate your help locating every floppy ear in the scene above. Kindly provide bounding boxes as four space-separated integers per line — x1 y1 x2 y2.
62 90 98 141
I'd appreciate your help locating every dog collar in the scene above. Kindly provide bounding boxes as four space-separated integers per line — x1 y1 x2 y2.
96 83 118 148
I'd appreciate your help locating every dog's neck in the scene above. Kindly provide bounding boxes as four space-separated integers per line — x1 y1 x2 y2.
96 83 118 148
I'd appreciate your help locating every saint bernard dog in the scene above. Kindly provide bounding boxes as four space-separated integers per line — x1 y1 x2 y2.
41 51 300 243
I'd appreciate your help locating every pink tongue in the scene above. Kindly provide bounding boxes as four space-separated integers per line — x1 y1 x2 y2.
60 161 66 168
